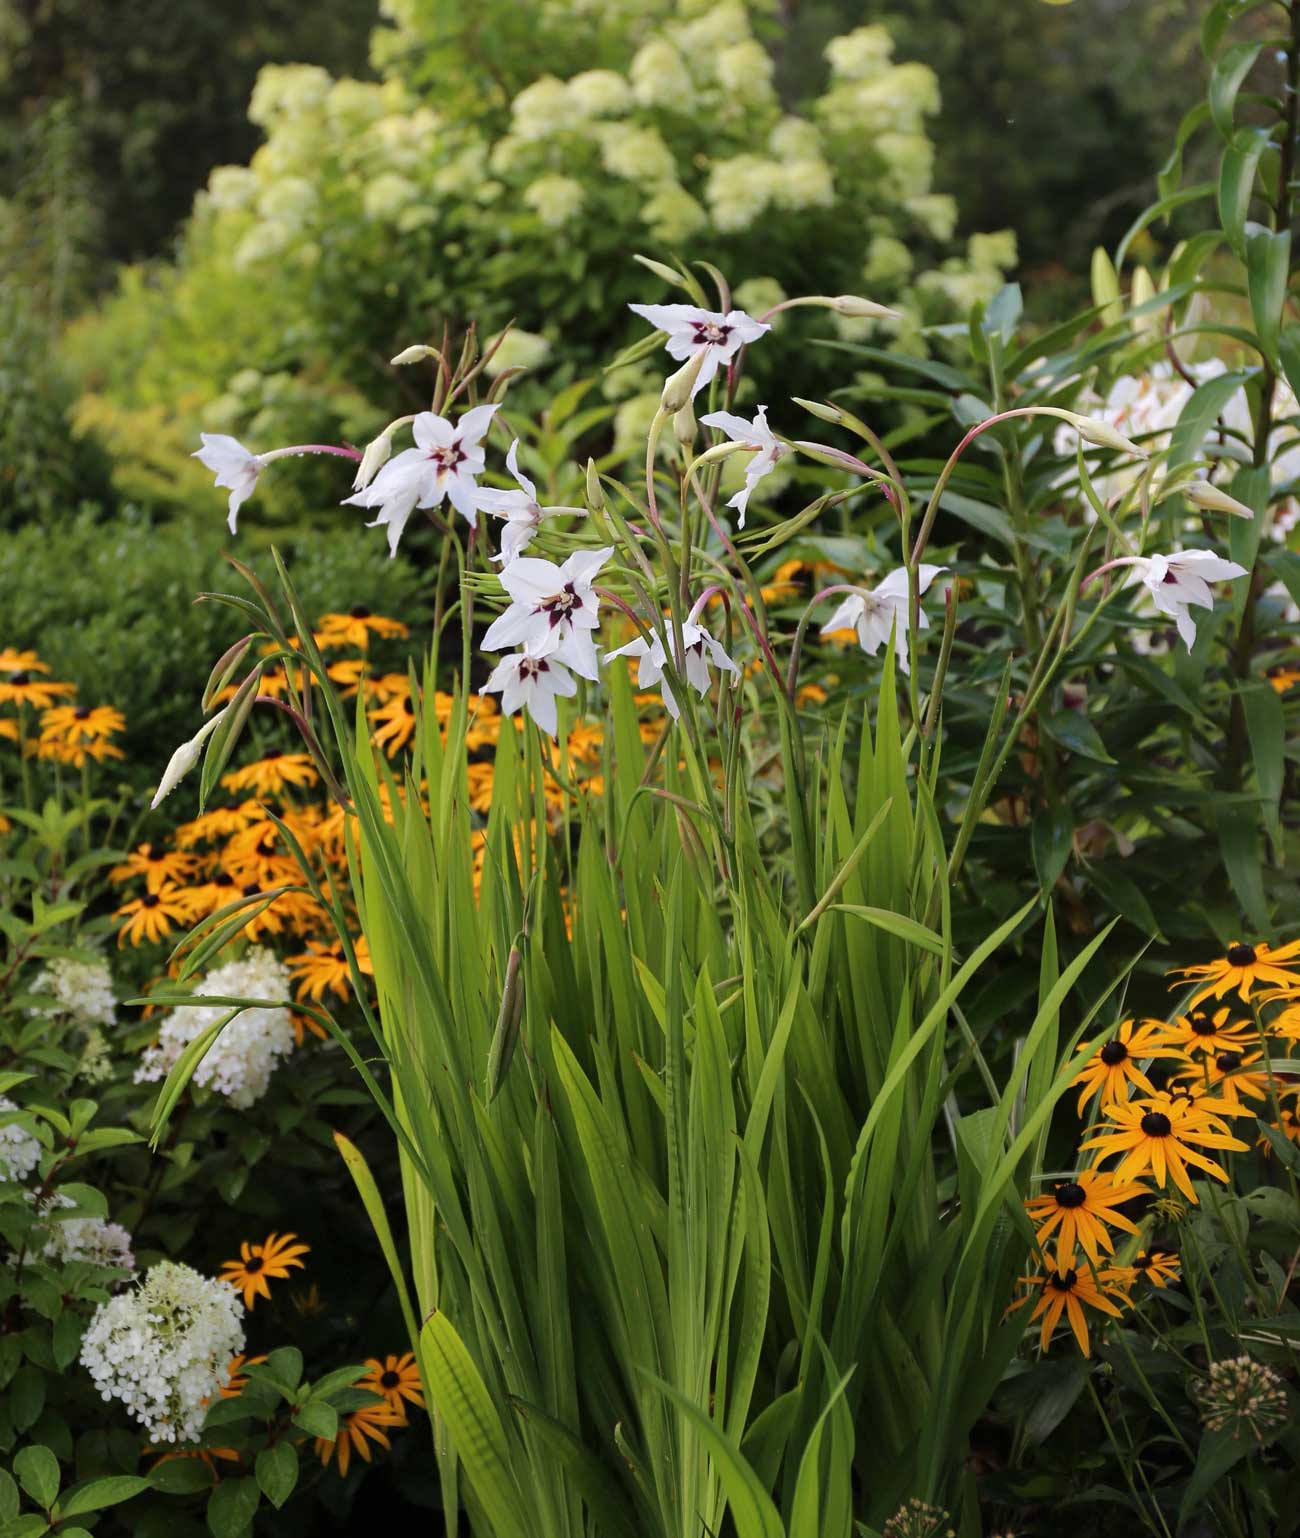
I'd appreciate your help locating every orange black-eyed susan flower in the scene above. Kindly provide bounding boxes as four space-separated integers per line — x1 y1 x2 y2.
35 733 124 767
1153 1005 1255 1058
1013 1262 1128 1356
110 841 203 892
1174 1049 1271 1106
38 703 125 746
290 1282 326 1316
222 882 315 942
314 1401 406 1475
0 719 17 744
288 937 373 1002
1265 997 1300 1042
218 1232 310 1308
1258 1098 1300 1153
1080 1092 1249 1201
147 1444 240 1475
360 1353 424 1416
371 694 418 756
1122 1251 1181 1289
1071 1018 1172 1113
222 749 319 797
0 671 76 709
1170 940 1300 1006
0 648 48 673
326 658 372 698
116 883 201 946
182 869 240 917
315 607 410 651
758 558 806 605
1025 1169 1147 1268
224 841 303 892
174 800 262 849
291 1011 329 1047
1267 659 1300 694
220 1353 268 1398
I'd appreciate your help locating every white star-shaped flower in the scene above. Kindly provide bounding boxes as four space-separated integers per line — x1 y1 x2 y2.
697 405 788 526
342 404 499 555
193 435 263 534
819 565 947 675
605 615 739 720
482 647 578 739
628 302 770 399
1123 549 1248 650
474 440 581 565
480 547 614 681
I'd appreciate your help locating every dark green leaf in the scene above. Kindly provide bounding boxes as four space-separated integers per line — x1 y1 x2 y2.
1210 41 1263 138
254 1444 297 1510
206 1477 259 1538
1218 128 1272 253
1245 222 1290 363
56 1477 150 1518
1032 804 1073 895
1039 710 1115 764
13 1448 58 1511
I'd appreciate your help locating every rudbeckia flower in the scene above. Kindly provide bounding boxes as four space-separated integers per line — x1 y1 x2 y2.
0 648 48 673
1267 660 1300 694
360 1353 425 1416
110 842 203 892
1258 1098 1300 1152
0 671 76 709
482 648 578 739
314 1402 406 1476
288 937 373 1003
819 566 947 676
1124 1250 1181 1289
481 547 614 681
1024 1169 1147 1268
222 749 320 796
697 405 789 526
220 1353 268 1398
1175 1050 1270 1106
1153 1004 1255 1056
1071 1017 1171 1112
628 302 770 399
116 883 201 946
1014 1262 1128 1356
370 694 417 756
218 1232 310 1308
174 801 261 848
38 704 125 747
314 607 410 651
1080 1092 1249 1201
1170 939 1300 1006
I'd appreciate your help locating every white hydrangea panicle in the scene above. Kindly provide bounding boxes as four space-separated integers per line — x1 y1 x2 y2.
32 956 116 1029
134 950 294 1110
80 1261 244 1443
32 1191 135 1275
0 1096 41 1182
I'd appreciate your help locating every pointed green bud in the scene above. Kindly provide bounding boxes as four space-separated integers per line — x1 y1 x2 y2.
1184 480 1255 519
660 350 707 413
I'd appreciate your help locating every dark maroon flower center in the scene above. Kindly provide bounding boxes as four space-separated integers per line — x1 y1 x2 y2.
1054 1182 1086 1209
214 873 234 887
1049 1270 1078 1292
427 442 466 472
518 656 551 683
691 320 731 346
142 894 160 909
350 605 371 619
261 749 282 761
1141 1111 1172 1137
1226 943 1257 967
257 839 275 858
541 585 581 628
1134 1254 1153 1270
74 705 91 720
1190 1013 1217 1036
333 949 346 962
242 883 261 897
1100 1040 1128 1065
403 698 414 715
245 1256 264 1273
1216 1051 1243 1073
9 672 30 686
380 1370 400 1389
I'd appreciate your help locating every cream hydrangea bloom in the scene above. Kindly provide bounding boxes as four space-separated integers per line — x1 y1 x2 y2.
630 39 694 107
523 174 585 228
642 182 707 244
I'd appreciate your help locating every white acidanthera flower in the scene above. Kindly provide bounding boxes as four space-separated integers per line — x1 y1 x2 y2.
628 302 771 399
697 404 788 526
1120 550 1249 651
475 439 583 565
343 403 499 555
605 607 740 720
193 434 263 534
80 1260 244 1443
482 647 578 739
819 564 947 675
480 547 614 681
135 950 294 1110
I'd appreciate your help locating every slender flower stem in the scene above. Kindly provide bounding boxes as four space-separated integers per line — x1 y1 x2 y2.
258 443 364 465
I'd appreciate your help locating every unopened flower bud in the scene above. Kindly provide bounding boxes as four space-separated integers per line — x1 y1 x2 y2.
673 400 697 448
353 431 394 492
633 253 690 290
1184 480 1255 519
585 457 605 512
827 294 900 320
1068 413 1148 459
390 344 437 366
660 349 707 413
792 397 845 425
150 710 229 810
691 441 749 468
